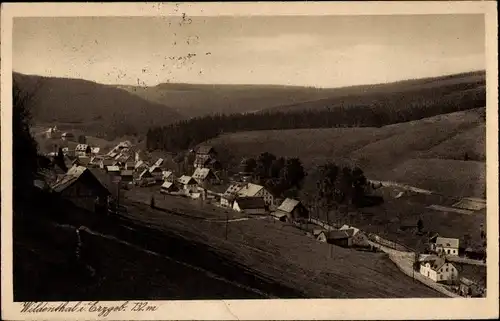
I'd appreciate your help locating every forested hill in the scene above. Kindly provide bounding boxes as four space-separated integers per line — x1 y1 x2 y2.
265 71 486 113
121 70 485 118
146 72 486 152
13 72 184 140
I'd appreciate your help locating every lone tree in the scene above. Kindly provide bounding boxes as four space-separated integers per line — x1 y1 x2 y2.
316 162 340 224
78 135 87 144
55 147 68 172
417 218 424 233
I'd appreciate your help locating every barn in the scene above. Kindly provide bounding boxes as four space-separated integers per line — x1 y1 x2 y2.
50 165 111 213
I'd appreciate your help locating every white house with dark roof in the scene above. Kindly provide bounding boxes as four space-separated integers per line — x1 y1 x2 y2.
419 256 459 283
431 237 460 256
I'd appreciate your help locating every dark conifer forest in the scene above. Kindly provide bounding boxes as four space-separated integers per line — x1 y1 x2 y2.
146 81 485 152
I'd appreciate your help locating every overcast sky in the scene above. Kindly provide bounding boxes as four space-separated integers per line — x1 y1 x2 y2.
13 14 485 88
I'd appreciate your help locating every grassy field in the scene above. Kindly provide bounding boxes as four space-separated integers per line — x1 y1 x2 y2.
14 188 444 300
205 108 486 198
14 216 272 301
118 195 444 298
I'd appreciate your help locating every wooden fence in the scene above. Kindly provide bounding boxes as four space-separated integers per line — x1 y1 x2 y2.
367 233 413 252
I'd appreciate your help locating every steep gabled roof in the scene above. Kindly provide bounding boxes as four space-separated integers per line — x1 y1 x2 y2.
194 156 212 165
196 145 215 155
223 182 246 197
192 167 216 182
339 225 360 236
139 168 153 179
134 160 146 170
277 198 301 213
153 158 164 167
436 237 459 249
51 165 110 195
421 256 448 271
161 181 175 189
178 175 197 185
237 183 264 197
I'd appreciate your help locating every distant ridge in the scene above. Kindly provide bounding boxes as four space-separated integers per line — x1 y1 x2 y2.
117 70 486 118
13 72 184 140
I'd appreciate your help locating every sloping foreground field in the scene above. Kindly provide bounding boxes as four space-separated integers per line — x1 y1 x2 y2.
14 218 269 301
205 108 486 198
14 196 443 300
115 199 443 298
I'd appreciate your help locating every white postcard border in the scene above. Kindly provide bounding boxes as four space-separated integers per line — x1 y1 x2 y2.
1 2 498 320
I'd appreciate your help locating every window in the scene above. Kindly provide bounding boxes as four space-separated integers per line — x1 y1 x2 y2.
440 275 443 280
447 249 450 254
446 268 449 272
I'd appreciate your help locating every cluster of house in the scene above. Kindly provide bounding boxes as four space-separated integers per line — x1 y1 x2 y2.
417 236 485 297
39 140 487 297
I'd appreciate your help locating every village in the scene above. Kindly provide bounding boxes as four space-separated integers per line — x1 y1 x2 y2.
35 126 487 299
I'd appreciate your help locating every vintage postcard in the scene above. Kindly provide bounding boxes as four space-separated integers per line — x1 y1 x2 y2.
1 2 499 320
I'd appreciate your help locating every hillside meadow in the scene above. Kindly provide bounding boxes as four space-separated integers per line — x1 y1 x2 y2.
205 108 486 198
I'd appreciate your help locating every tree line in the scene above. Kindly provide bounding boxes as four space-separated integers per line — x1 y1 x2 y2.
146 85 486 152
301 162 376 221
239 152 306 199
239 152 374 220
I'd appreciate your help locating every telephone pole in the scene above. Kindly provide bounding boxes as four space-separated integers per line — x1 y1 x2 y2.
225 211 228 240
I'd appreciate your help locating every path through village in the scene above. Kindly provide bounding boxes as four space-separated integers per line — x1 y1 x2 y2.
367 240 461 298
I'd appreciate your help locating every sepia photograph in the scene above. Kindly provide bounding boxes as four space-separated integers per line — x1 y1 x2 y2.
1 2 498 320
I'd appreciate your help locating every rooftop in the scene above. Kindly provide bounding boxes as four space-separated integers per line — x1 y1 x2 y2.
238 183 264 197
178 175 197 185
277 198 301 213
421 256 448 271
196 145 215 155
435 237 459 249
